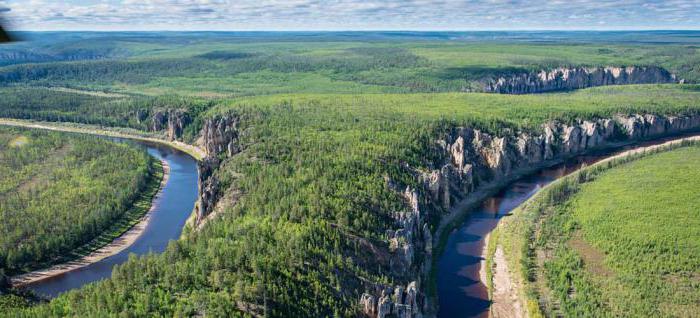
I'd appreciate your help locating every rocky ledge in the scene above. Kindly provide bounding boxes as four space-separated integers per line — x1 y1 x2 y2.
144 108 191 140
359 112 700 318
482 66 676 94
168 110 700 318
193 114 241 224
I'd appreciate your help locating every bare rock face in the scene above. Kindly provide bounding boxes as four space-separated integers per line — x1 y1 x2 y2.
362 282 421 318
150 110 167 131
473 131 514 177
613 114 699 139
543 125 556 160
366 111 700 318
516 133 543 164
482 66 675 94
166 109 190 140
422 224 432 255
668 115 700 132
377 291 392 318
562 125 583 154
200 115 240 158
192 114 243 226
360 293 377 317
195 157 221 223
422 168 450 210
148 109 191 140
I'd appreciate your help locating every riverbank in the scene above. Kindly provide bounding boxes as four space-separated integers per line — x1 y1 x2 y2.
0 118 206 161
10 158 170 288
485 134 700 317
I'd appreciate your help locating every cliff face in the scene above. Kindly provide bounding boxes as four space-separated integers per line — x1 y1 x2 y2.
148 109 191 140
182 111 700 318
193 114 241 224
482 66 676 94
359 112 700 318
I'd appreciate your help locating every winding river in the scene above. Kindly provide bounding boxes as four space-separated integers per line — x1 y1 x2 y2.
23 139 199 298
436 133 699 318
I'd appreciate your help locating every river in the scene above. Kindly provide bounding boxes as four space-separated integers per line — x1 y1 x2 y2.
24 139 199 298
436 133 698 318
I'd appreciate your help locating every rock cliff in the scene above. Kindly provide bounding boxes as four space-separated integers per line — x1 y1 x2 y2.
181 110 700 318
193 114 241 224
482 66 676 94
359 112 700 318
148 109 191 140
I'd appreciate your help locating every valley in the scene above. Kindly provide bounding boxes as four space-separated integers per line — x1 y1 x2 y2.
0 31 699 317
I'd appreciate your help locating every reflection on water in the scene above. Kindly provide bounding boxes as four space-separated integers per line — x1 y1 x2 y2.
436 132 699 318
24 140 199 298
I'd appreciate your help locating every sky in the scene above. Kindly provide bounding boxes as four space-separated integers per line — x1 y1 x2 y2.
1 0 699 31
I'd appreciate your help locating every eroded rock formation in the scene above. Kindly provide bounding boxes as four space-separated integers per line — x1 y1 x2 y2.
193 113 241 224
361 282 421 318
360 112 700 318
148 109 191 140
482 66 676 94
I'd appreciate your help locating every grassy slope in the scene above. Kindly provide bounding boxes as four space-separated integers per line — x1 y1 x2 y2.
209 84 700 129
2 33 700 97
561 146 700 317
493 144 700 318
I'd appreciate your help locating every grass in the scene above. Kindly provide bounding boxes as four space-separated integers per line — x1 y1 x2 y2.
493 142 700 318
209 84 700 130
7 136 28 148
558 146 700 317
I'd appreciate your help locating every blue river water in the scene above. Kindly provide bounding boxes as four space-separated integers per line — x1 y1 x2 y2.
25 140 199 298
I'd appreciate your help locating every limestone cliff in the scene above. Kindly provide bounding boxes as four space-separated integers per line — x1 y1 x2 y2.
481 66 676 94
147 109 191 140
180 110 700 318
193 114 241 224
359 112 700 318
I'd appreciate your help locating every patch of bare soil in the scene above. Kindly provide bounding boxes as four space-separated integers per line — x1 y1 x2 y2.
568 231 614 278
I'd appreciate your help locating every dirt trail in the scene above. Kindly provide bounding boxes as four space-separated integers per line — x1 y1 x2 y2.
10 160 170 288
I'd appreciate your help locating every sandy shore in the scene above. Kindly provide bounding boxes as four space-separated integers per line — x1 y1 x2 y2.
484 134 700 317
10 159 170 288
490 246 524 318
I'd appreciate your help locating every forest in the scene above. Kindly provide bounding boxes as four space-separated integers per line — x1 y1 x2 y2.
0 32 699 317
0 127 156 280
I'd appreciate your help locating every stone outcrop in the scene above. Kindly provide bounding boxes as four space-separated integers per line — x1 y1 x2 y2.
193 114 242 224
195 157 221 223
482 66 676 94
361 282 421 318
148 109 191 140
167 110 189 141
198 115 240 158
361 112 700 317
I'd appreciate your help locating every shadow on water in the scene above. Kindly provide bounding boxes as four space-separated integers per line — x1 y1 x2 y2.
22 138 199 298
436 131 700 318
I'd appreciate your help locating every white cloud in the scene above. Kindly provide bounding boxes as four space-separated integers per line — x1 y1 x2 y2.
0 0 699 31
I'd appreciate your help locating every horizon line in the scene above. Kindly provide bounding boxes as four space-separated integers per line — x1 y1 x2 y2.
8 28 700 33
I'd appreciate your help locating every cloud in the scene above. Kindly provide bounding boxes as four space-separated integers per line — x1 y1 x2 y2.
1 0 699 31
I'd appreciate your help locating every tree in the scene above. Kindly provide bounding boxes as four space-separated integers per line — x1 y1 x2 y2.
0 269 11 292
